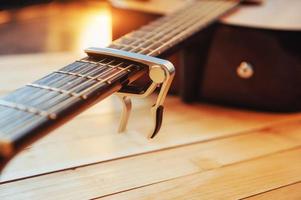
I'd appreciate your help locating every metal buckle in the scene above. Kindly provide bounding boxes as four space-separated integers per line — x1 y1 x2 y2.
85 47 175 138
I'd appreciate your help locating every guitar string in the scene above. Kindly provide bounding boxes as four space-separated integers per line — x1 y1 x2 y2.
0 0 218 117
115 1 223 55
0 0 232 136
0 1 238 138
0 0 232 134
12 0 223 111
42 0 229 112
111 0 211 51
0 0 199 122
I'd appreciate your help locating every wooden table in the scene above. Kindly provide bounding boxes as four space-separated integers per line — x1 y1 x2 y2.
0 53 301 199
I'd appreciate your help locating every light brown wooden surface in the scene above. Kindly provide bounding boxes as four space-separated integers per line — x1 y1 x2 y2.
0 53 300 199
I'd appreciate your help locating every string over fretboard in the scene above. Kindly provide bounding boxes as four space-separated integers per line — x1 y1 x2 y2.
0 0 239 165
110 0 239 56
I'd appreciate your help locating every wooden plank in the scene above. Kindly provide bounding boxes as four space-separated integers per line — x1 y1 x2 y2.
98 148 301 200
1 53 301 182
1 120 301 199
1 96 299 182
244 182 301 200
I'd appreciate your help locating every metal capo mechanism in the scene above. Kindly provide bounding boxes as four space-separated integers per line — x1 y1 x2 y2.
85 47 175 138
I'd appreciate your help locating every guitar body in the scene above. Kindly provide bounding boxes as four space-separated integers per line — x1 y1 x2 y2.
200 24 301 112
110 0 301 112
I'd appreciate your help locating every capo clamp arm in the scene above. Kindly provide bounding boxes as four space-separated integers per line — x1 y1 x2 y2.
85 47 175 138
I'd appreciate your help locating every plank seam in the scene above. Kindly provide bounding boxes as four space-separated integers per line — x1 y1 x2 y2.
239 180 301 200
1 119 301 185
74 146 301 199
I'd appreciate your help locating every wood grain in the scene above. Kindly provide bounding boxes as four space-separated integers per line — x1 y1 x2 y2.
245 182 301 200
1 53 300 199
99 148 301 200
1 94 299 182
1 119 301 199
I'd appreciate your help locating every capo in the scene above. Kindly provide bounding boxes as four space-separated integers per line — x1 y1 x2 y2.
85 47 175 138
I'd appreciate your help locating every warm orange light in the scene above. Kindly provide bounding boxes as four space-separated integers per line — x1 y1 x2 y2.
45 2 113 54
77 7 112 52
0 11 10 24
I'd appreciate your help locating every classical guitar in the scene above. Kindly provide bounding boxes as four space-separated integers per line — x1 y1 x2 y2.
0 0 241 171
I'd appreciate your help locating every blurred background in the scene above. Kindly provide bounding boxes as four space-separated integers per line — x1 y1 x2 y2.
0 0 113 55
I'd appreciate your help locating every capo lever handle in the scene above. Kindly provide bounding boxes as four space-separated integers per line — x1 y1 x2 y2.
150 105 164 138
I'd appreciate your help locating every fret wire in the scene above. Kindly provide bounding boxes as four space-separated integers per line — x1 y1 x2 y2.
22 88 50 105
58 60 123 92
44 63 134 114
45 0 234 120
41 0 234 111
116 1 219 53
5 0 213 122
123 1 212 42
27 74 76 104
0 0 238 138
60 59 124 89
19 86 65 109
145 5 219 54
147 1 237 56
47 73 80 88
30 61 130 114
80 64 133 93
1 102 48 134
23 70 95 111
120 7 208 53
121 1 236 56
150 2 237 56
14 59 110 111
144 3 207 34
54 62 120 79
60 61 87 72
144 1 227 54
27 60 97 107
24 0 234 115
65 62 90 73
27 83 81 98
38 93 71 110
5 87 39 104
113 10 191 50
111 6 190 49
116 0 200 43
26 91 59 109
36 72 68 86
0 99 49 116
0 63 92 133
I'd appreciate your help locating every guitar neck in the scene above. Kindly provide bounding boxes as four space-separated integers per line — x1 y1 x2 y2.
110 0 239 57
0 0 239 168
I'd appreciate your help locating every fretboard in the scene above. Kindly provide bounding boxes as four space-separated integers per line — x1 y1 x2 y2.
0 0 239 167
109 0 238 56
